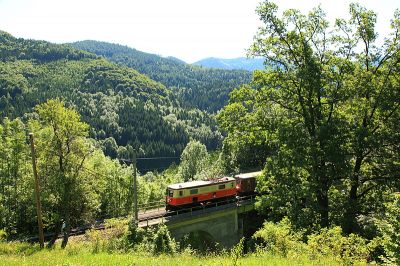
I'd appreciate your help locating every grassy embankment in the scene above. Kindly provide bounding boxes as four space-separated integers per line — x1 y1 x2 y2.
0 241 355 266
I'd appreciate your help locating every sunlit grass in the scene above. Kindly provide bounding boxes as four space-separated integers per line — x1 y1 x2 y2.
0 242 347 266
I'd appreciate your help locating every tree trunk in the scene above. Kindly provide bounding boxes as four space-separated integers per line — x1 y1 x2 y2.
61 182 71 249
343 155 362 234
317 174 329 228
47 219 63 248
61 212 70 249
343 184 358 234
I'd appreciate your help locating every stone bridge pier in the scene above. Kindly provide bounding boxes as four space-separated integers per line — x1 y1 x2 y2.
165 205 246 248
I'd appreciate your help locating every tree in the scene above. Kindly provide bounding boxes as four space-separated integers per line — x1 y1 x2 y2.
0 102 147 240
178 140 208 181
219 1 400 232
0 118 34 237
33 99 99 248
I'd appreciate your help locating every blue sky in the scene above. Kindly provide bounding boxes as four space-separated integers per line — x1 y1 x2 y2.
0 0 399 63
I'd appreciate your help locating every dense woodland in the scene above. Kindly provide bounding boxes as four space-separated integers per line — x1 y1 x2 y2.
0 31 234 164
71 40 252 112
0 0 400 264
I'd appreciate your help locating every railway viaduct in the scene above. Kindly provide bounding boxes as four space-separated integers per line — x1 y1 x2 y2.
138 197 256 247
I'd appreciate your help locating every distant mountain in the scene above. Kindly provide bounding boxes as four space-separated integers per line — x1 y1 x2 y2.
71 41 252 112
193 57 265 71
165 56 186 64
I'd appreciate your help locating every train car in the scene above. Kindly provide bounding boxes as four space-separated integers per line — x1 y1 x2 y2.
234 171 261 195
166 177 236 211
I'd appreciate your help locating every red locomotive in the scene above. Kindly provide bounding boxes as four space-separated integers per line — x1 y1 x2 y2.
165 171 261 211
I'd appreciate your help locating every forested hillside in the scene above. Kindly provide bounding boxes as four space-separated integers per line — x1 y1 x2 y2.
71 41 252 112
0 31 222 162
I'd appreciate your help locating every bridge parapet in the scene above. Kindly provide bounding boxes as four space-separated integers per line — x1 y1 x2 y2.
138 195 257 247
137 195 256 228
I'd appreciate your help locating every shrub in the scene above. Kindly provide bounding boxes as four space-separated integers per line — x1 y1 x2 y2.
230 237 245 266
179 230 218 254
252 217 304 256
86 229 103 254
0 241 40 255
307 226 377 264
152 224 176 255
126 218 146 247
375 193 400 264
0 230 6 242
103 218 129 252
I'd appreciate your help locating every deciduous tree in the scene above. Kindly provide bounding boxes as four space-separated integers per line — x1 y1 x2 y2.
34 99 98 248
219 1 400 233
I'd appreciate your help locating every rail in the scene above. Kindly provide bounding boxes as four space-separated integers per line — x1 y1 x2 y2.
138 200 165 214
138 194 257 227
24 195 257 242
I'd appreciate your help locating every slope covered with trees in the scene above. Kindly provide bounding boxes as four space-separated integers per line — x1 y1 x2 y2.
71 40 252 112
0 31 222 163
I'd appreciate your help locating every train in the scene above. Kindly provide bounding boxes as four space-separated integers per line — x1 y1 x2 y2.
165 171 261 211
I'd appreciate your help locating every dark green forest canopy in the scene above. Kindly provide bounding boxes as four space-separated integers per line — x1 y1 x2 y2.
71 40 252 112
0 31 223 162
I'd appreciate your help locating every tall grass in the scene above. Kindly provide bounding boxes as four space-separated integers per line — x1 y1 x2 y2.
0 241 348 266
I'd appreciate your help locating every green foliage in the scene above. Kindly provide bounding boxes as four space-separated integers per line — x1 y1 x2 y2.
0 230 6 242
178 140 209 181
0 31 224 167
126 218 145 247
86 229 102 254
230 237 245 266
253 218 381 264
0 99 197 240
152 224 176 255
0 241 40 256
138 167 182 205
126 222 176 255
0 117 35 237
87 151 133 218
0 101 143 241
33 99 98 247
219 0 400 234
71 40 252 113
85 218 128 254
375 193 400 264
217 85 271 172
307 227 376 264
178 230 219 254
252 218 304 257
194 151 226 181
0 240 349 265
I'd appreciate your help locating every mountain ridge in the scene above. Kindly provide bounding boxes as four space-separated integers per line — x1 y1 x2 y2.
71 40 252 112
193 57 264 71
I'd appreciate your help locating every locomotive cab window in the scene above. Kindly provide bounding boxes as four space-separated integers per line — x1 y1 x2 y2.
190 188 198 195
218 184 225 190
168 189 173 197
179 191 183 196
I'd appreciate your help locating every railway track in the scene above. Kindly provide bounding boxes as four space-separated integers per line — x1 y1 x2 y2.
24 195 256 242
